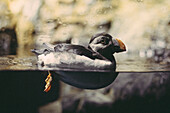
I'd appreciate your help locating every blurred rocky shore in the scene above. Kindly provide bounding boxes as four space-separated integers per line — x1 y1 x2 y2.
0 0 169 57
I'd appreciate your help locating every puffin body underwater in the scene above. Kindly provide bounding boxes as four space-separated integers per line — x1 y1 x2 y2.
32 32 126 90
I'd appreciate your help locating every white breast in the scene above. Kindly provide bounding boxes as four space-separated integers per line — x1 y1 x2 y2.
38 52 114 70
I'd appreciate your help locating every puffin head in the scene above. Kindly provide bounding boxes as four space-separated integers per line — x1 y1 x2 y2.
88 32 126 61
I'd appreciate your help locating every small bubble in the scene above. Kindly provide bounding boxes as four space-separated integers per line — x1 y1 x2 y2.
62 23 67 27
99 26 103 29
57 18 63 24
58 21 63 24
154 56 159 62
146 49 154 58
156 40 166 48
139 49 146 57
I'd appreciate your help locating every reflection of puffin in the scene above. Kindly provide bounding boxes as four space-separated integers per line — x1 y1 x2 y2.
32 32 126 90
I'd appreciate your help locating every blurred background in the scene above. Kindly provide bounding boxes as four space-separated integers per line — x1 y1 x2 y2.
0 0 170 113
0 0 169 59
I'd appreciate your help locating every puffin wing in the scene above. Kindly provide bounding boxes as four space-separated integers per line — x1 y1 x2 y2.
54 44 108 61
32 43 108 60
31 43 55 55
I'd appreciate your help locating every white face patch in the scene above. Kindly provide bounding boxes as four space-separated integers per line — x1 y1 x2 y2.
92 36 103 44
89 36 109 52
89 43 106 52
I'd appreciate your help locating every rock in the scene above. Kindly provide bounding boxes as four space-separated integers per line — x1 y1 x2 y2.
0 28 17 56
62 89 114 113
39 100 62 113
108 72 170 113
61 72 170 113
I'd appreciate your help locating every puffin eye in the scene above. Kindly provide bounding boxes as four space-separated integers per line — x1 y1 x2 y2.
101 40 105 44
100 37 109 45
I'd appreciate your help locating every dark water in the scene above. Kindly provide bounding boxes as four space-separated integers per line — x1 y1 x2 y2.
0 55 169 113
0 71 60 113
1 71 170 113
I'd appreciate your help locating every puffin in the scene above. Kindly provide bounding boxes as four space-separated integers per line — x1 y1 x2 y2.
32 32 126 90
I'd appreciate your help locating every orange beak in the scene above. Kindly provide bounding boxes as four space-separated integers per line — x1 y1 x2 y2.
116 38 126 51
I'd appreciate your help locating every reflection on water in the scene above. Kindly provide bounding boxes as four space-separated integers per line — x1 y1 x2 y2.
0 54 169 72
115 54 170 72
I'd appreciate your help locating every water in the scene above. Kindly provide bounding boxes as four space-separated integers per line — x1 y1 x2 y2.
0 55 169 72
0 55 169 113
